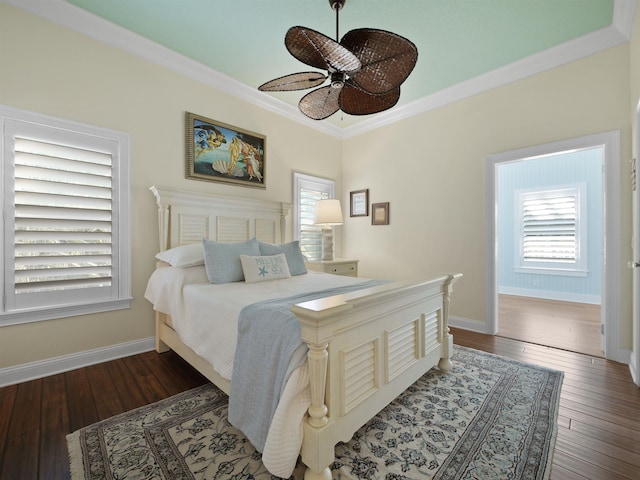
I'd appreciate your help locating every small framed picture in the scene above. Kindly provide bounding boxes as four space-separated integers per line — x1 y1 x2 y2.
350 189 369 217
371 202 390 225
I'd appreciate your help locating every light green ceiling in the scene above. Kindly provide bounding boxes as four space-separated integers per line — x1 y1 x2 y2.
65 0 615 126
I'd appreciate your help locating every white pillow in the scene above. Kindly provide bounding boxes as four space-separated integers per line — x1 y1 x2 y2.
240 253 291 283
155 243 204 267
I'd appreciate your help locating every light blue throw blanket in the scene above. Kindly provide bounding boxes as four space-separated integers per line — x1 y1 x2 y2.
228 280 386 452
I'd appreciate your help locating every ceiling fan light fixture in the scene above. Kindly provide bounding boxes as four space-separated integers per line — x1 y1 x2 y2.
259 0 418 120
331 72 345 88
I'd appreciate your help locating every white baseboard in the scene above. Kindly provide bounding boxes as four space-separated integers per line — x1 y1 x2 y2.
0 337 156 387
449 316 488 334
630 354 639 386
498 287 601 305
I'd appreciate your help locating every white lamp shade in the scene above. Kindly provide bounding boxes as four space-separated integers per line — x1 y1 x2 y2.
314 199 344 225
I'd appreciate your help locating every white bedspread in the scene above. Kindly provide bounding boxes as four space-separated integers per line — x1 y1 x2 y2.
144 266 368 476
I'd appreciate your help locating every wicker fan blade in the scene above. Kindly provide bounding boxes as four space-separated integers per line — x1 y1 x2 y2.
285 26 361 73
341 28 418 94
298 85 341 120
339 80 400 115
259 72 327 92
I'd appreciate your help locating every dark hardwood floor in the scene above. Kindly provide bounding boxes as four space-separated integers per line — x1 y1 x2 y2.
1 330 639 479
0 351 209 480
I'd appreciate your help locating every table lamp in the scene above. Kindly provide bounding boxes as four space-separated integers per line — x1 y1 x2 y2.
314 199 343 261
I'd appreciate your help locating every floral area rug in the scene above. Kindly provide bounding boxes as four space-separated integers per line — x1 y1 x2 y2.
67 346 563 479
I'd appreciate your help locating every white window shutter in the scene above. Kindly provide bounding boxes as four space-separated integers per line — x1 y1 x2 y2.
299 187 329 260
293 173 335 262
12 138 114 300
515 184 587 276
1 106 131 325
522 194 577 263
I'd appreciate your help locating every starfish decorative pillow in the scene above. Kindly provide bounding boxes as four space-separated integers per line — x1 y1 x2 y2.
240 253 292 283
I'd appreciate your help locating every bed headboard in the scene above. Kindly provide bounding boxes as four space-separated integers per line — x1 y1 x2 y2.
150 186 291 251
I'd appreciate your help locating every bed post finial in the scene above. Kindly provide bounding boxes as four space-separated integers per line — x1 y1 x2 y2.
150 185 170 252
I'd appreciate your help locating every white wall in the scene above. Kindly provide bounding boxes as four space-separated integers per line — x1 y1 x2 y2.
0 3 343 369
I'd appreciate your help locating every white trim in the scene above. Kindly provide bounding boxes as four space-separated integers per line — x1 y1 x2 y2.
486 131 623 362
631 99 640 385
498 288 601 305
0 337 155 387
4 0 635 139
2 0 342 139
448 315 487 333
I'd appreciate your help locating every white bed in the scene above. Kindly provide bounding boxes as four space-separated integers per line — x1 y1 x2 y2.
146 185 461 479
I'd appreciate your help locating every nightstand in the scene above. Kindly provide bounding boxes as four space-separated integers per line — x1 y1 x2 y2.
305 258 359 277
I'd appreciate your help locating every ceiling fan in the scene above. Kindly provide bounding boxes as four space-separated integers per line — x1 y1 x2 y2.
258 0 418 120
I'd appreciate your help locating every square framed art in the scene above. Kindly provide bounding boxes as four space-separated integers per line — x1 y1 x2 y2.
371 202 389 225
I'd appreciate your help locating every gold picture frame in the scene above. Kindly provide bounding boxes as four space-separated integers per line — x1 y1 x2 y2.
371 202 390 225
185 112 266 188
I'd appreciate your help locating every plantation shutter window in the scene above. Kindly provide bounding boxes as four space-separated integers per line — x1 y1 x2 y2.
299 187 329 261
516 185 587 275
522 193 576 263
1 106 131 326
12 138 113 301
293 173 335 262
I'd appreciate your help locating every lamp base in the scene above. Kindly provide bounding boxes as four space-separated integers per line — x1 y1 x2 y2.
321 226 334 261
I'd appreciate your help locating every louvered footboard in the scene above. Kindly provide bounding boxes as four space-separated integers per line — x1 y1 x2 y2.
292 273 461 480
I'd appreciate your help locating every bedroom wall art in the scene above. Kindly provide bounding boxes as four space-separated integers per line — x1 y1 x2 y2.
350 189 369 217
185 112 266 188
371 202 389 225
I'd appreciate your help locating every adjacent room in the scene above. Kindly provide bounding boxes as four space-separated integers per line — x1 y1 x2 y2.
1 1 639 479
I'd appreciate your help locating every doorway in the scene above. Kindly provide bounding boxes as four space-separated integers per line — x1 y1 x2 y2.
495 147 603 356
485 131 622 361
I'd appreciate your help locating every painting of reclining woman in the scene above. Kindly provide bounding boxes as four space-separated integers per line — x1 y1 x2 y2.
185 112 266 188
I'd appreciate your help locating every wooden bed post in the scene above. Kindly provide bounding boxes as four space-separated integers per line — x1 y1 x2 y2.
438 273 462 372
302 341 333 480
307 343 329 428
155 313 171 353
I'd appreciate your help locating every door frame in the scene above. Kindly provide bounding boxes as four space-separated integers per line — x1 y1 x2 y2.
485 131 622 362
631 102 640 384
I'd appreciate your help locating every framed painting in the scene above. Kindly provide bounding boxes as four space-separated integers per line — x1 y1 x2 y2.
371 202 390 225
350 189 369 217
185 112 266 188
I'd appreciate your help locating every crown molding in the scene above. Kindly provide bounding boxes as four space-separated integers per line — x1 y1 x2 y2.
3 0 635 140
2 0 343 138
342 0 636 138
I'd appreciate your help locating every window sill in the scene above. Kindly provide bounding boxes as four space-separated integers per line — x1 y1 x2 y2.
0 298 132 327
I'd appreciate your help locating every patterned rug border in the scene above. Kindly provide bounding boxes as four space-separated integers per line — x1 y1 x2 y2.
67 346 564 480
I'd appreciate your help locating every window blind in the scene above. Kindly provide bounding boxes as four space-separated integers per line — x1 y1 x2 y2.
522 194 576 263
299 187 329 261
12 138 113 296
